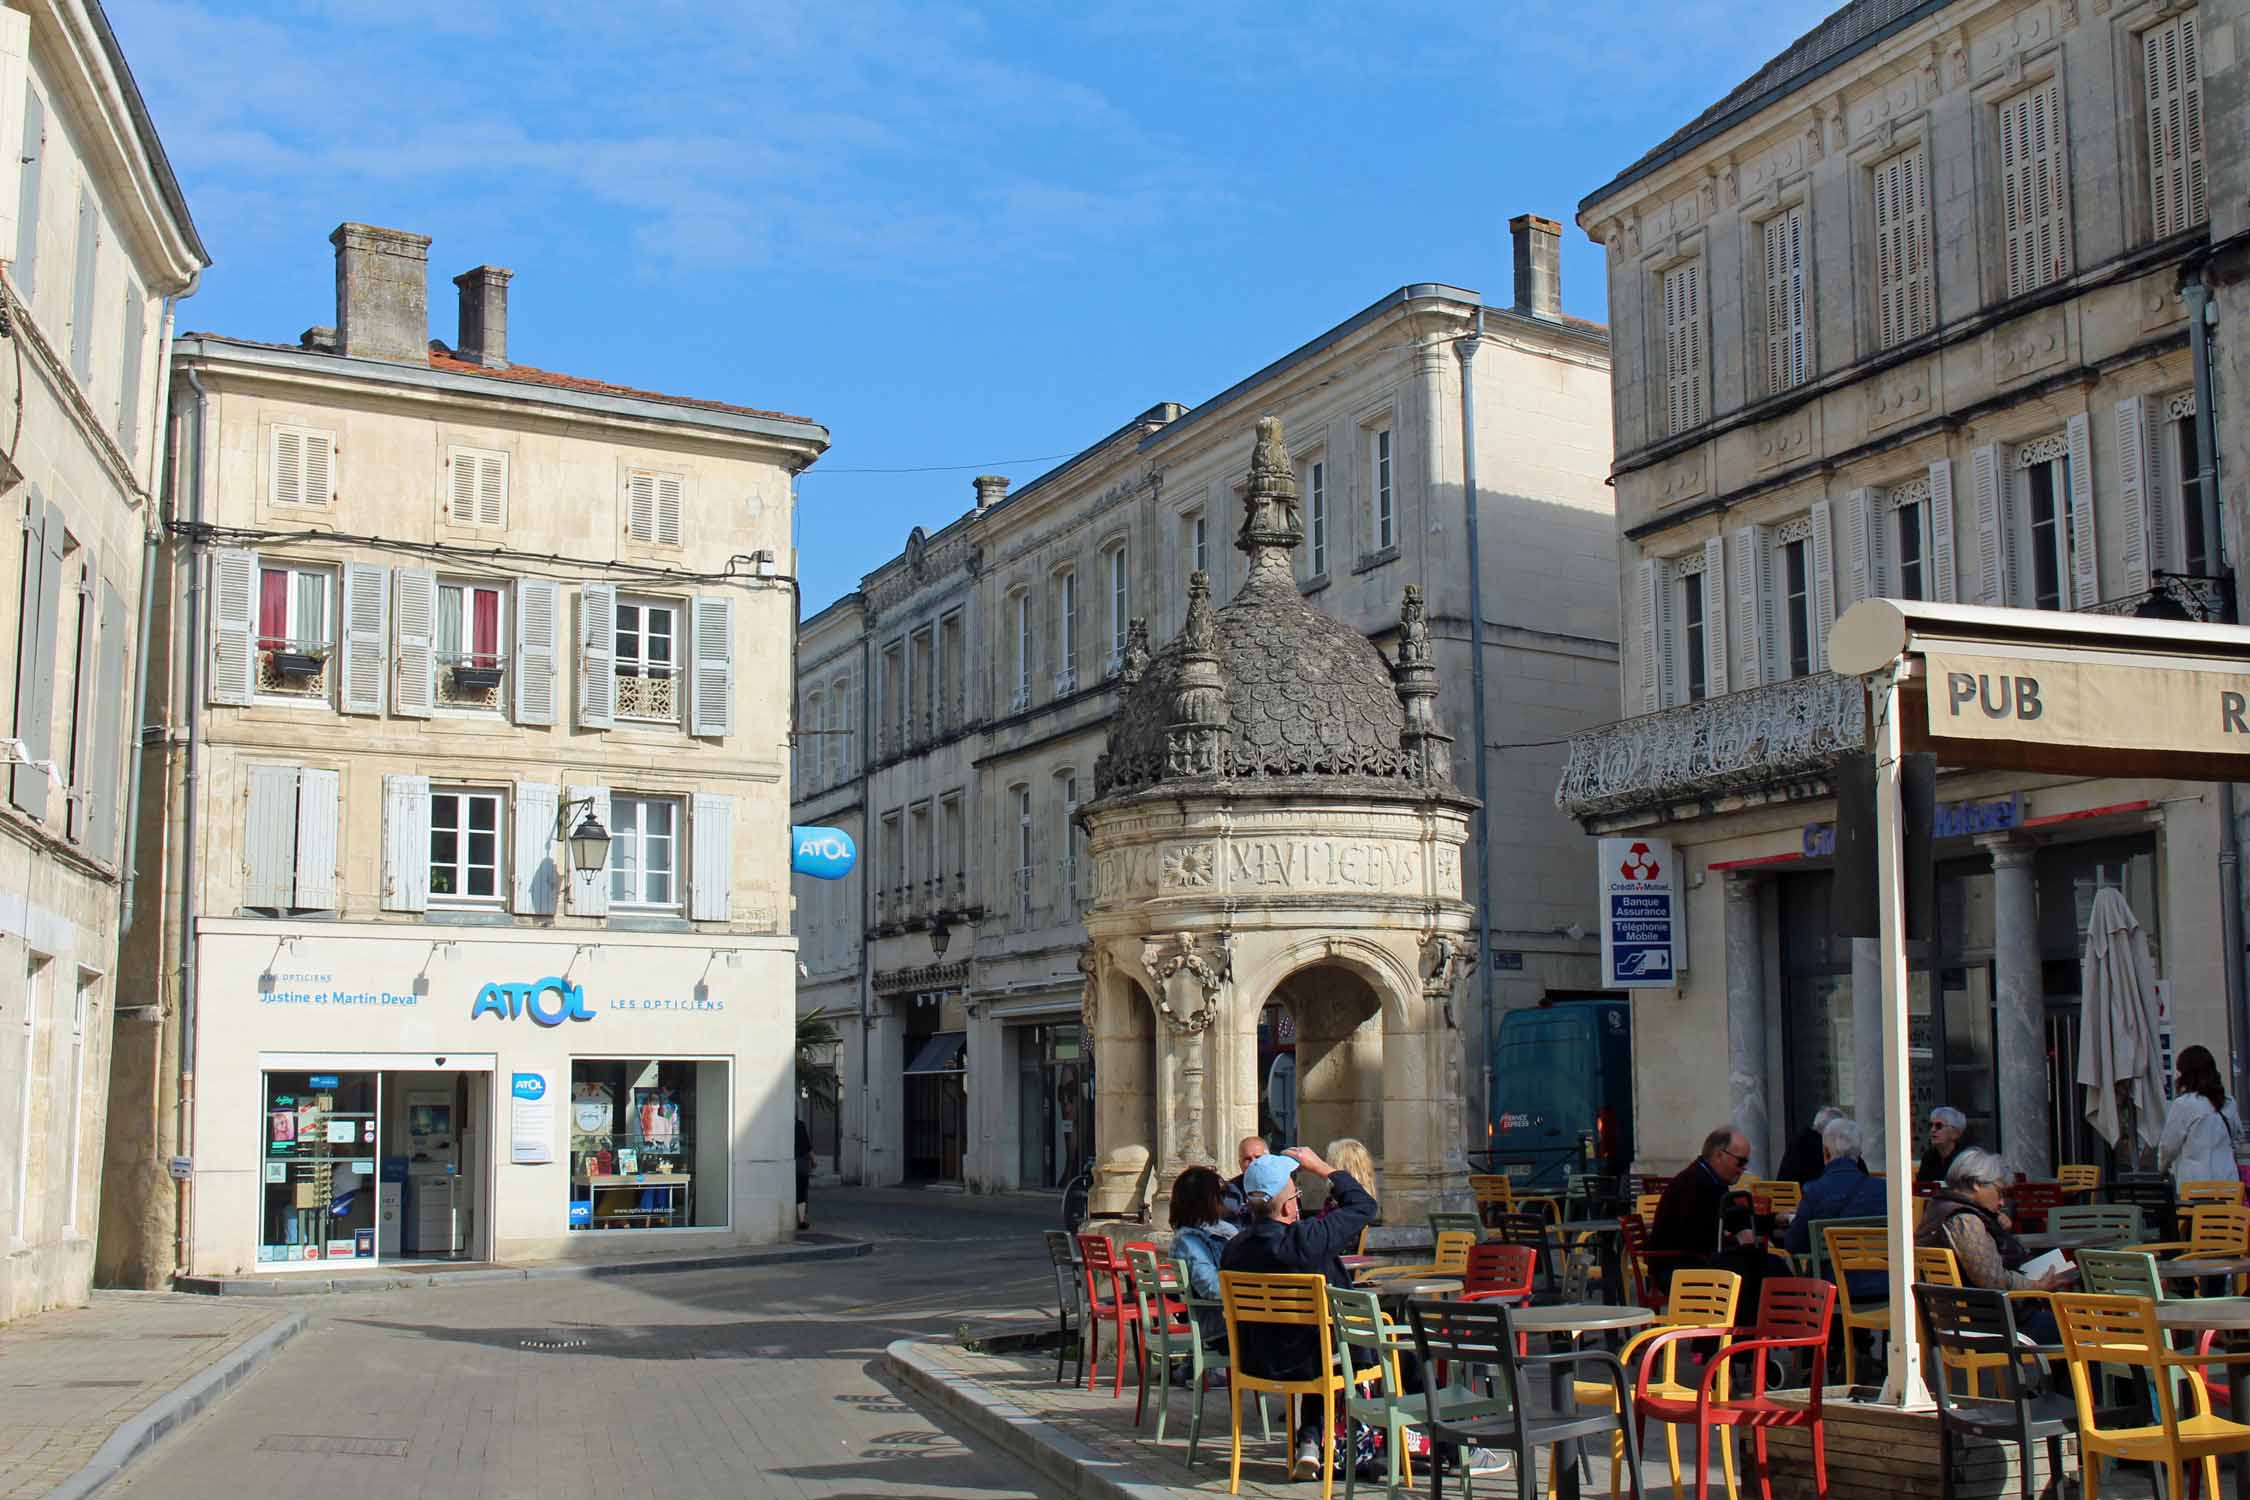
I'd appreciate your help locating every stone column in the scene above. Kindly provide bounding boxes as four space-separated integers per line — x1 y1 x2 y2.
1724 876 1772 1169
1853 937 1886 1166
1984 836 2051 1177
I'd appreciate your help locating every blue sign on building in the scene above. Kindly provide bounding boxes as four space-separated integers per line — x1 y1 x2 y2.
791 826 857 880
470 979 597 1027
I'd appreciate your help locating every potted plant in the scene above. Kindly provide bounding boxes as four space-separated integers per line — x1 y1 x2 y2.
452 661 504 694
268 647 325 679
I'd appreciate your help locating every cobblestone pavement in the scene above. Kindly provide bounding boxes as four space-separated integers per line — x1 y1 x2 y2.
0 1291 288 1500
103 1189 1061 1500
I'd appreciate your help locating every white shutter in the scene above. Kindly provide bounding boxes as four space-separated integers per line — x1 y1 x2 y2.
2000 80 2071 298
656 473 683 547
1809 500 1837 671
577 584 615 729
270 427 333 506
1929 458 1959 603
2144 400 2178 575
1702 535 1728 697
1972 445 2008 604
1635 559 1661 714
1874 147 1932 348
2145 13 2206 239
391 566 436 718
294 767 339 910
2066 412 2099 608
625 470 678 544
86 580 126 859
243 764 299 909
380 772 430 913
338 562 387 716
690 792 734 921
1733 526 1765 689
565 783 610 916
1654 564 1677 708
65 564 95 839
2116 398 2151 595
9 496 59 814
1663 261 1704 433
1844 488 1873 606
688 593 734 737
304 430 333 505
208 546 258 706
514 577 560 725
1763 208 1806 392
448 447 508 528
512 779 560 915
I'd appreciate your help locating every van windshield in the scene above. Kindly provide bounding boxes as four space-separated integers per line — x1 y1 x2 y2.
1494 1012 1591 1141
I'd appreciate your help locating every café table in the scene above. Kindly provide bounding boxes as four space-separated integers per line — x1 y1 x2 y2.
1508 1302 1656 1500
1555 1219 1625 1303
1370 1277 1463 1309
2016 1230 2114 1254
2156 1299 2250 1495
2154 1256 2250 1283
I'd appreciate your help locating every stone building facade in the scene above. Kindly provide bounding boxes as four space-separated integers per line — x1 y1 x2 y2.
101 223 825 1284
0 0 204 1320
1567 0 2239 1179
795 235 1616 1192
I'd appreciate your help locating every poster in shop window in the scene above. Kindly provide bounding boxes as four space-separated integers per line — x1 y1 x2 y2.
510 1071 555 1165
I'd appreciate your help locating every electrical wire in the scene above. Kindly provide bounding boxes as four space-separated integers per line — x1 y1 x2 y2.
801 452 1081 475
165 518 792 589
1486 737 1573 750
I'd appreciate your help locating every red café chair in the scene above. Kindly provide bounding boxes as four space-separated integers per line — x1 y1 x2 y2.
1620 1213 1689 1314
1631 1277 1839 1500
2006 1181 2065 1235
1458 1242 1538 1307
1075 1233 1180 1399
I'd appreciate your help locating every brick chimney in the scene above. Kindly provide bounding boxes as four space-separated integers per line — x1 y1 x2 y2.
973 475 1010 511
1510 213 1563 321
453 265 513 369
330 222 432 364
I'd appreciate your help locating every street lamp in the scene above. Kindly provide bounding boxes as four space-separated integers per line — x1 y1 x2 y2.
929 911 953 960
561 802 612 874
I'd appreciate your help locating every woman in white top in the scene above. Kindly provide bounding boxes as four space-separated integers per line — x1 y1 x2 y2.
2160 1044 2244 1190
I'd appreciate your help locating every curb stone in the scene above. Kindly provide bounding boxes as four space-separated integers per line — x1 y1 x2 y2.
882 1338 1188 1500
176 1237 870 1296
44 1309 308 1500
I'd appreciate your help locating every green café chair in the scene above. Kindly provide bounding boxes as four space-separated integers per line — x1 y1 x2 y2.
1327 1285 1420 1499
1429 1210 1486 1243
1128 1245 1269 1463
2047 1203 2144 1250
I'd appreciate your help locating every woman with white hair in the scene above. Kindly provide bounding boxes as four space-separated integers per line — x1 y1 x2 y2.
1915 1105 1971 1183
1776 1105 1845 1185
1916 1148 2071 1341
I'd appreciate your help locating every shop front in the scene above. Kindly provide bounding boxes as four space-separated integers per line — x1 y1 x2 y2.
192 922 796 1276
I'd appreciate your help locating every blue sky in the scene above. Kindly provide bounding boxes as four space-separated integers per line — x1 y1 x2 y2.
110 0 1836 612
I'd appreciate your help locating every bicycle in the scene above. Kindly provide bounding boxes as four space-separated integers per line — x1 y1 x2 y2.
1060 1155 1094 1231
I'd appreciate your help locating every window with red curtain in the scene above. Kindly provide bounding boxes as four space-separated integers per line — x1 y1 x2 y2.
258 568 289 651
471 586 500 667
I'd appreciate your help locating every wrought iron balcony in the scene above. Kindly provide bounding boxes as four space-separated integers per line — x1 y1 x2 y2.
1555 670 1867 821
2080 572 2233 624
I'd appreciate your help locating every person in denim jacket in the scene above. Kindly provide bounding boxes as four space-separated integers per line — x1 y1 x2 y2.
1168 1166 1236 1347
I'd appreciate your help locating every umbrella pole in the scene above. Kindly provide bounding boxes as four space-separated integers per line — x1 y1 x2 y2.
1874 661 1931 1407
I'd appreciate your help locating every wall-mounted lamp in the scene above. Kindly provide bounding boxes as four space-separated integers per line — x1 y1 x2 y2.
929 911 954 960
558 798 612 874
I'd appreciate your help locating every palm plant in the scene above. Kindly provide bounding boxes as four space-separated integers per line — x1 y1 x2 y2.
797 1012 840 1104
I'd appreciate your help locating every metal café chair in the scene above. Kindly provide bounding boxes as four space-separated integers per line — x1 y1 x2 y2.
1043 1229 1086 1386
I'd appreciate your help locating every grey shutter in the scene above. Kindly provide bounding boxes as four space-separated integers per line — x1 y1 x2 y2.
1971 445 2007 604
656 474 683 546
117 282 144 457
512 779 559 915
86 578 125 859
1634 559 1660 714
1808 500 1837 672
1928 459 1959 603
2066 413 2100 608
1654 564 1677 707
564 783 610 916
14 89 41 299
338 562 387 716
1845 488 1877 604
391 566 435 718
1752 526 1780 683
294 767 339 910
1702 536 1728 697
10 494 63 815
68 190 96 382
690 792 733 921
2115 396 2155 591
208 547 258 705
689 592 733 737
1732 525 1765 689
380 772 430 912
576 584 615 729
243 764 300 909
514 578 559 725
65 562 94 840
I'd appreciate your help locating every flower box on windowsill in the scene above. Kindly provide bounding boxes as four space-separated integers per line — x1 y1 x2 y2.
451 665 505 694
268 650 326 679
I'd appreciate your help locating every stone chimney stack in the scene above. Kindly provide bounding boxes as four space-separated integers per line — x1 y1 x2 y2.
453 265 513 369
973 474 1010 511
1510 213 1563 321
330 222 432 364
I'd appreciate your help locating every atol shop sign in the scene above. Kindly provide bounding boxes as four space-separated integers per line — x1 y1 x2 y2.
470 978 597 1028
791 826 857 880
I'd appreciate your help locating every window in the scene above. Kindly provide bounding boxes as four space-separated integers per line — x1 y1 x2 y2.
63 972 91 1231
609 794 680 908
1012 784 1033 927
1661 260 1705 433
614 596 678 723
1053 569 1078 696
1680 574 1707 702
1058 772 1081 913
878 809 903 923
625 469 684 546
247 765 340 913
269 425 335 507
908 801 932 914
2169 399 2210 576
1307 460 1328 576
1999 79 2071 297
1783 537 1812 679
429 788 504 906
1184 510 1208 578
1371 428 1395 551
1761 207 1807 393
1106 545 1130 666
939 792 964 906
2023 447 2071 611
256 1069 379 1264
566 1059 729 1231
1873 147 1933 348
447 446 509 528
436 580 505 710
800 690 822 794
1637 544 1723 712
1895 490 1930 602
909 628 934 744
12 953 46 1237
937 612 964 731
2144 11 2206 238
257 563 332 700
1010 591 1032 711
1734 508 1832 686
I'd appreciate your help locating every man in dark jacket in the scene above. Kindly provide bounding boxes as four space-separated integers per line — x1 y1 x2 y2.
1220 1145 1376 1470
1221 1135 1268 1227
1775 1106 1842 1185
1782 1115 1887 1301
1649 1125 1783 1311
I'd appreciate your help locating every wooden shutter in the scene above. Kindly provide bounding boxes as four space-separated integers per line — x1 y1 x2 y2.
208 546 258 705
379 772 430 913
576 584 615 729
1702 536 1729 698
270 427 334 507
2114 397 2152 594
449 447 507 527
65 563 95 840
1663 261 1704 434
1654 563 1677 707
1874 146 1932 348
512 779 559 915
1635 559 1661 714
1809 500 1837 671
513 577 559 726
2145 13 2206 238
15 90 42 299
391 566 436 718
1845 488 1882 604
1929 458 1959 603
2000 80 2071 298
117 283 144 458
564 783 610 916
86 578 125 859
294 767 339 910
625 470 680 544
68 189 96 381
1972 445 2008 604
1763 209 1806 392
2066 412 2100 608
690 792 734 921
689 593 733 737
338 562 387 716
1731 526 1763 689
656 473 683 546
10 495 62 816
243 764 300 909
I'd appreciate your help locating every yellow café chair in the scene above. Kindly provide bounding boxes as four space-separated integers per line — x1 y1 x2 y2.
2057 1163 2102 1200
1825 1225 1891 1386
1469 1173 1562 1227
2179 1180 2246 1209
2130 1204 2250 1259
1220 1271 1358 1499
1357 1230 1476 1287
2056 1292 2250 1500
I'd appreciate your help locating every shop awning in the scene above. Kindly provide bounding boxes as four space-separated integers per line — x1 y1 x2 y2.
902 1031 967 1076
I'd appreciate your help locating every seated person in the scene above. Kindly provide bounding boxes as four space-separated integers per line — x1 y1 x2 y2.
1917 1148 2071 1343
1222 1135 1269 1227
1783 1114 1887 1304
1648 1125 1787 1312
1775 1106 1842 1186
1916 1106 1971 1184
1168 1164 1237 1347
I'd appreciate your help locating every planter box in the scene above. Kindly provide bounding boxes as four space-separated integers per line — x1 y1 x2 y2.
268 651 325 678
1760 1387 2077 1500
452 665 504 693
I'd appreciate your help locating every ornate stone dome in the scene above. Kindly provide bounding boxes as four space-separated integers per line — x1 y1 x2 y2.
1093 416 1457 799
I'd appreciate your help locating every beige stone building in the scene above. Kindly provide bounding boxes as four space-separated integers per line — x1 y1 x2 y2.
1565 0 2236 1180
101 223 826 1284
795 230 1617 1192
0 0 204 1319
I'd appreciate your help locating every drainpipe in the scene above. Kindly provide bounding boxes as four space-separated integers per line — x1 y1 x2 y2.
174 362 208 1281
2185 276 2248 1103
120 294 180 931
1457 312 1496 1153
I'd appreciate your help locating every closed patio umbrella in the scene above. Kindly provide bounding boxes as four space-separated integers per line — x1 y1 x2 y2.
2077 887 2166 1155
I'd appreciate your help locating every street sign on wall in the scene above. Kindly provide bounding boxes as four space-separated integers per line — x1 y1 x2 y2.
1598 837 1678 989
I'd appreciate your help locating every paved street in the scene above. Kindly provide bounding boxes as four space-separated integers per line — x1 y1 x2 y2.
111 1189 1060 1500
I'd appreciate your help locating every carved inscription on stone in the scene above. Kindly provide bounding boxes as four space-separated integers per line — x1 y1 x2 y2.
1225 838 1423 892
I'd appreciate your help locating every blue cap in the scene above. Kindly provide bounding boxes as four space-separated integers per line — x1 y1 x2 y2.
1243 1153 1298 1200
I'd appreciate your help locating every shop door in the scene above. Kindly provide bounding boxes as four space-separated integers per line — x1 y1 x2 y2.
905 1074 966 1180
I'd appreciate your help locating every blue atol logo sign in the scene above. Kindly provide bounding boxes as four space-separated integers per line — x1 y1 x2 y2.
470 978 597 1028
511 1073 547 1101
568 1201 592 1227
792 825 857 880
